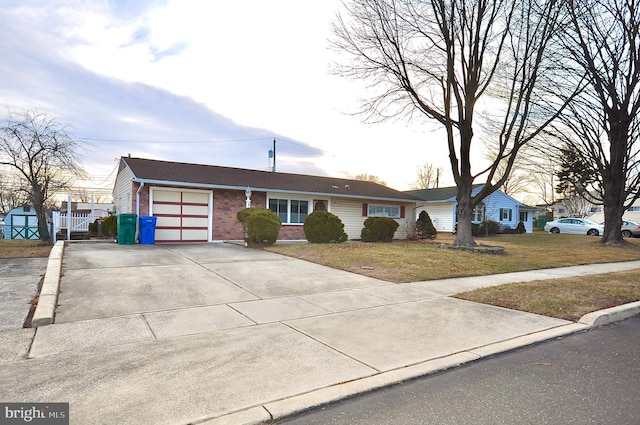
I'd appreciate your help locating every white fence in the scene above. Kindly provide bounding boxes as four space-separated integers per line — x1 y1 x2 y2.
52 211 94 242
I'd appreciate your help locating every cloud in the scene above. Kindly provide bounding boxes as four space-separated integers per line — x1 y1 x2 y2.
0 1 325 179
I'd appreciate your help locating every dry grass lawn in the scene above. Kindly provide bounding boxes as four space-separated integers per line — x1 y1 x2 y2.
0 240 52 258
266 232 640 321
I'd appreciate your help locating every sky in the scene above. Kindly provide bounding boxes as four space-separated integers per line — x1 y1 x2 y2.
0 0 454 198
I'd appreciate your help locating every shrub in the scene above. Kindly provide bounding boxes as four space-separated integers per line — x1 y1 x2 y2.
361 217 399 242
515 221 526 234
241 208 281 245
303 210 348 243
415 211 437 240
475 220 500 236
236 208 253 224
102 215 117 237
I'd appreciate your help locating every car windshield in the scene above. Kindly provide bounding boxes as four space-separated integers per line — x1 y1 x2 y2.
582 219 599 225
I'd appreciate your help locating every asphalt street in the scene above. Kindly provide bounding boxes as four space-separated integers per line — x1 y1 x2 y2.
278 316 640 425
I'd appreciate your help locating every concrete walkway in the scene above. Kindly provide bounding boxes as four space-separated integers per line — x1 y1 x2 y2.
1 242 639 425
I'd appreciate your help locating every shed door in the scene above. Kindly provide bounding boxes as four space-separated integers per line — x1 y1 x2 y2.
10 214 39 239
151 189 211 242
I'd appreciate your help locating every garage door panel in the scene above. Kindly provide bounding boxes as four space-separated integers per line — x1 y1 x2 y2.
182 217 208 227
182 204 207 215
153 191 181 202
155 228 181 241
182 192 208 203
153 204 181 215
181 229 208 241
156 216 181 227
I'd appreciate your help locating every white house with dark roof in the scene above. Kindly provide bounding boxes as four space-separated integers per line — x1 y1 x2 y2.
406 184 536 233
112 157 422 243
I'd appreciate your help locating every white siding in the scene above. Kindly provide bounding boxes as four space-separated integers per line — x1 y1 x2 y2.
483 192 533 233
416 203 455 232
331 199 413 240
330 199 365 240
112 164 134 214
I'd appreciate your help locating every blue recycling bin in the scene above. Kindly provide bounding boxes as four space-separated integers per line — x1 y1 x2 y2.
139 216 158 245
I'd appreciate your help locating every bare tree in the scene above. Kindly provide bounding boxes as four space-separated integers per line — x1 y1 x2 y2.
410 163 444 189
0 110 86 241
483 143 530 199
554 0 640 245
355 173 388 186
332 0 573 246
0 171 29 214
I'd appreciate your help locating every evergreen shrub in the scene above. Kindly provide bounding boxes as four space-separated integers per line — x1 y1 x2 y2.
415 211 437 240
361 217 399 242
303 210 348 243
238 208 281 245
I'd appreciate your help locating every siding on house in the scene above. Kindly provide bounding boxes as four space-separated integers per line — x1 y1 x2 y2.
409 185 535 234
113 165 134 214
416 203 456 232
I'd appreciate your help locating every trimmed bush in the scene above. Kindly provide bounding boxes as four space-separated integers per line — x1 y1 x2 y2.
361 217 399 242
304 210 348 243
476 220 500 236
239 208 281 245
415 211 437 240
515 221 526 234
102 215 117 237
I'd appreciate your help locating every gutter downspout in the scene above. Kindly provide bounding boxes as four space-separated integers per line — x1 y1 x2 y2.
135 181 145 243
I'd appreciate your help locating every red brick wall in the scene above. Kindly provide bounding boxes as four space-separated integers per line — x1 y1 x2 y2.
211 189 269 240
278 225 306 240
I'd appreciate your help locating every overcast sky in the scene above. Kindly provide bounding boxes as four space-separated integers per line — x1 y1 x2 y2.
0 0 454 196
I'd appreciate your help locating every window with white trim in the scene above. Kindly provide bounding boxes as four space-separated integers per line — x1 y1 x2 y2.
500 208 512 221
268 198 309 224
472 205 485 223
368 204 400 218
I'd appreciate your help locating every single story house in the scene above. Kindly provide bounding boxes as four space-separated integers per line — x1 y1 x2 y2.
3 205 39 240
406 184 536 233
112 157 422 243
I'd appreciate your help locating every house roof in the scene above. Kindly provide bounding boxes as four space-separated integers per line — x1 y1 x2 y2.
121 157 421 203
405 184 484 202
406 184 536 209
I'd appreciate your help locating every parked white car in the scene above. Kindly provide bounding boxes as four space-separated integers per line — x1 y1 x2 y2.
544 218 604 236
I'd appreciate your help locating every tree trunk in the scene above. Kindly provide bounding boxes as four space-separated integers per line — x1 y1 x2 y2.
600 117 628 245
31 188 50 242
454 179 476 247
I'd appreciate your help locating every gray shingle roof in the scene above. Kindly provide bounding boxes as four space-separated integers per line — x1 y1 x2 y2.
405 184 484 202
122 157 421 202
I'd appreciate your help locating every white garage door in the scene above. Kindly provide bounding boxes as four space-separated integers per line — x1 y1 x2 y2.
151 188 211 242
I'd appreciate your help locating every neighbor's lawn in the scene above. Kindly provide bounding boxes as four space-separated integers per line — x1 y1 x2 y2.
0 240 52 258
266 232 640 283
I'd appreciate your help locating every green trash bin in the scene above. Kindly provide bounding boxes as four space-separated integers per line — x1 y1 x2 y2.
117 214 137 245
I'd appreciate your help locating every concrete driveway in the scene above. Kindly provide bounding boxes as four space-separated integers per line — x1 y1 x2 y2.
1 242 597 425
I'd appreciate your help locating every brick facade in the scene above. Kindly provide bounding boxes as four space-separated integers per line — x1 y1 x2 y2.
211 189 267 240
131 184 306 241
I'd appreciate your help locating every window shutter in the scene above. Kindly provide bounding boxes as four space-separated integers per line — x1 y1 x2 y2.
362 203 368 217
509 209 512 221
400 205 405 219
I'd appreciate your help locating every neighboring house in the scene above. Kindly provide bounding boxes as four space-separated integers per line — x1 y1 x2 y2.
587 199 640 224
112 157 421 243
3 205 39 240
406 184 536 233
62 202 114 218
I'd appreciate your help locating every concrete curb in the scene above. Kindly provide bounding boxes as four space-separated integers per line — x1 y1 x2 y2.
578 301 640 327
206 304 640 424
31 241 64 327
